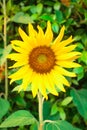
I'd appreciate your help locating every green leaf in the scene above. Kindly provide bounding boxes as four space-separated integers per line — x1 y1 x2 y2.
51 103 58 115
44 1 54 6
72 114 81 124
70 88 87 120
61 97 73 106
55 10 64 23
64 8 72 19
65 18 74 27
40 14 53 22
76 43 84 51
72 79 79 86
0 110 36 128
84 10 87 21
43 101 60 121
46 7 52 13
52 22 59 33
31 14 38 21
14 95 26 107
58 107 66 120
30 5 37 14
80 51 87 65
30 3 43 15
43 101 51 120
0 98 10 119
21 6 30 12
6 0 12 14
74 36 82 41
36 3 43 15
30 123 38 130
0 45 12 66
54 2 60 10
11 12 33 24
81 33 87 47
44 120 81 130
73 67 84 80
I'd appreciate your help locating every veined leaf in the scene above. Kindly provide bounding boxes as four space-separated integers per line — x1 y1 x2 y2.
44 120 81 130
11 12 33 24
61 96 73 106
0 110 37 128
70 88 87 120
0 98 10 119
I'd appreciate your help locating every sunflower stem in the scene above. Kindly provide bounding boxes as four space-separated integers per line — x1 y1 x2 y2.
38 91 44 130
3 0 8 100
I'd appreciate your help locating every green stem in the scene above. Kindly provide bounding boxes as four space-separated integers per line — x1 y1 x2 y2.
3 0 8 100
38 92 44 130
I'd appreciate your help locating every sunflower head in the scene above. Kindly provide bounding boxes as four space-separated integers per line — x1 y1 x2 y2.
8 21 81 99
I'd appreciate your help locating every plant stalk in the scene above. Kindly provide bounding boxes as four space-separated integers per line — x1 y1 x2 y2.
3 0 8 100
38 92 44 130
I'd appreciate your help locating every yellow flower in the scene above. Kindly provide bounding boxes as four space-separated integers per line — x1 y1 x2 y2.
8 21 81 99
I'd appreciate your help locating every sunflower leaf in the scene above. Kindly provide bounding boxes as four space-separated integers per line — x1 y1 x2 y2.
73 67 84 81
44 120 81 130
40 14 53 21
0 110 37 128
52 22 59 33
36 3 43 15
80 51 87 65
55 10 64 23
0 98 10 119
11 12 33 24
61 96 73 106
70 88 87 120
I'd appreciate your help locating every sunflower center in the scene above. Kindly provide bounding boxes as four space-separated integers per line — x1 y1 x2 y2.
37 54 47 64
29 46 56 74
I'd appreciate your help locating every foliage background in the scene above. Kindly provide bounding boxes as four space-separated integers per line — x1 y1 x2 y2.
0 0 87 130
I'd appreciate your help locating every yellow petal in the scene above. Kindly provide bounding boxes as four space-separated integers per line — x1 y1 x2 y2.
11 40 24 46
54 66 76 77
53 26 65 45
38 74 48 99
59 36 74 47
9 60 28 68
18 27 30 43
17 72 32 92
9 65 32 83
11 44 27 54
52 36 73 51
57 61 81 68
51 71 66 92
37 25 45 46
56 83 66 92
44 21 53 45
31 73 39 98
57 52 81 60
22 72 33 91
7 53 28 61
37 25 44 37
55 45 77 55
11 40 33 51
43 74 58 96
28 23 37 37
51 70 70 87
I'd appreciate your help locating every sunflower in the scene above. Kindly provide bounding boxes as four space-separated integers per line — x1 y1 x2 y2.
8 21 81 99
